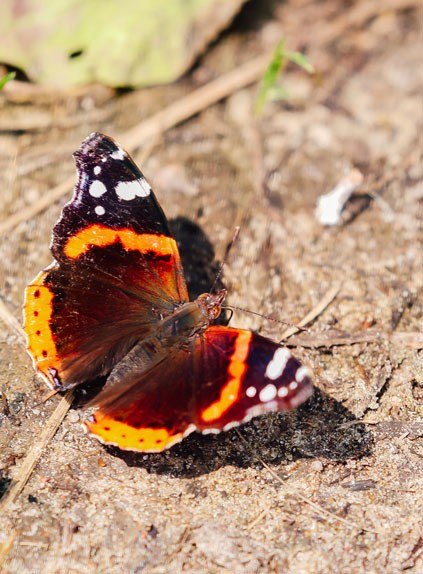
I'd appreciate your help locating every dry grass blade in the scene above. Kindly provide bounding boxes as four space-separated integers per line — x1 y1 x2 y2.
316 0 421 45
0 389 74 512
40 388 60 403
0 296 76 510
235 429 379 535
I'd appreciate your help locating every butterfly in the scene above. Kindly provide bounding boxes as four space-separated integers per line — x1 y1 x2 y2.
23 133 313 452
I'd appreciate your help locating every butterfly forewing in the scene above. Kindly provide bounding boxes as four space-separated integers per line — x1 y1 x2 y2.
24 133 188 390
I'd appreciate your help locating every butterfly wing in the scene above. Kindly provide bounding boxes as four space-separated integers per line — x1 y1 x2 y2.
84 344 197 452
193 326 313 432
83 325 313 452
23 133 188 390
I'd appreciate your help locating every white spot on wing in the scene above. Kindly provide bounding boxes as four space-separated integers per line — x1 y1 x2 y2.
95 205 105 215
246 401 278 420
246 386 257 398
296 366 310 382
259 384 277 402
278 387 289 398
89 180 107 198
265 348 291 381
115 178 151 201
289 381 298 390
111 147 126 160
94 166 101 175
223 421 241 432
138 177 152 196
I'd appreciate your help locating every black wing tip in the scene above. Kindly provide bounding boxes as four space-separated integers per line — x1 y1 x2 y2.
73 132 122 164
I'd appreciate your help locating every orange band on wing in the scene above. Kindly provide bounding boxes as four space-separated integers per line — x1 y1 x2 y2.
64 225 178 260
201 330 252 423
23 273 59 385
84 412 195 452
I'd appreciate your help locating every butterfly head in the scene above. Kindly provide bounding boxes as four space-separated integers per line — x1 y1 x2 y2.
197 289 227 322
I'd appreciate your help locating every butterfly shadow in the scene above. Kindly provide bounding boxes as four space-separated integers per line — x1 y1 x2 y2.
87 217 373 476
105 387 373 477
170 216 225 302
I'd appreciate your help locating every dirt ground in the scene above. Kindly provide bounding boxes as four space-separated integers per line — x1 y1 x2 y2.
0 1 422 573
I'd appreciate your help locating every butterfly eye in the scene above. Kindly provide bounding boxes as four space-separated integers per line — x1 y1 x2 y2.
211 305 221 319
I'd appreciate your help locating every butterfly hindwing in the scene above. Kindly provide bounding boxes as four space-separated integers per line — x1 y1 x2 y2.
23 133 188 390
84 346 197 452
194 326 313 432
82 325 313 452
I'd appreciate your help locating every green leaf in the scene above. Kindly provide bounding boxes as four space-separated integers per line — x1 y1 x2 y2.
255 41 286 115
0 0 246 87
255 41 314 115
0 71 16 90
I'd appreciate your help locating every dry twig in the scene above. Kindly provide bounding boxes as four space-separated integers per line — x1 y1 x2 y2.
0 296 74 510
0 389 75 512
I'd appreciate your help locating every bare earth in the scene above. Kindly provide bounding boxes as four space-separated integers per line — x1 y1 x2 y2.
0 1 422 573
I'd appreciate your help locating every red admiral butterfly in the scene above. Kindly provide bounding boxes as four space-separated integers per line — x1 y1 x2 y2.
23 133 313 452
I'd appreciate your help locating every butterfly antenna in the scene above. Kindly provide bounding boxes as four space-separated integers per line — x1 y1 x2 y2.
225 304 309 333
210 226 240 294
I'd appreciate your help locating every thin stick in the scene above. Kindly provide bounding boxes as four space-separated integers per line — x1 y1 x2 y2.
40 388 60 403
0 389 74 512
315 0 421 46
0 295 75 507
0 52 272 237
0 296 75 508
235 429 379 534
280 283 342 341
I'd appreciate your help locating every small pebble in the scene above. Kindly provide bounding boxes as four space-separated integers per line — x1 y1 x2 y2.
311 460 324 472
67 411 79 423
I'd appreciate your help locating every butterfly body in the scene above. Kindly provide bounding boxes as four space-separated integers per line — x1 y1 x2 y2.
23 133 313 452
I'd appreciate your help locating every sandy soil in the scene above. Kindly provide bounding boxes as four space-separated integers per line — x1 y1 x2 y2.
0 1 422 572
